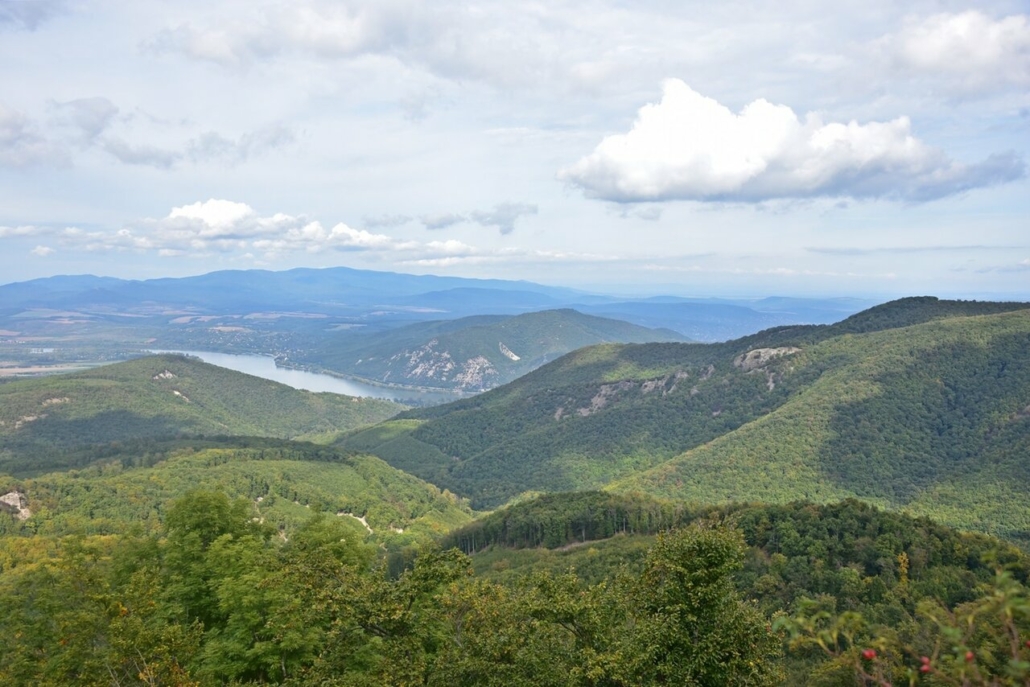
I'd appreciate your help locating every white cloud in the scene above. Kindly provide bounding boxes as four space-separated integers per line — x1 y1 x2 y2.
21 200 608 270
143 1 647 90
53 200 420 258
469 203 538 235
608 204 664 221
364 214 413 229
147 2 424 66
420 212 466 230
168 199 256 229
398 244 620 268
558 79 1025 203
52 97 119 143
419 204 539 233
186 124 295 164
0 104 65 167
0 224 54 238
101 138 181 168
2 97 292 170
30 245 54 257
423 239 477 255
881 11 1030 93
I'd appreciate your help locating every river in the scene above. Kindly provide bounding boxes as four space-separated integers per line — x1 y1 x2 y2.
150 350 466 404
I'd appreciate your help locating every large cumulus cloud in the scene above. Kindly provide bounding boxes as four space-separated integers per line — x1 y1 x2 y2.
558 79 1024 203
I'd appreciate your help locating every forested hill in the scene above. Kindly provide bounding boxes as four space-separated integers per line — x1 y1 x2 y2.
338 298 1030 541
299 308 687 391
5 484 1030 685
0 437 472 543
0 354 402 475
440 491 1030 685
444 492 1029 605
821 295 1030 336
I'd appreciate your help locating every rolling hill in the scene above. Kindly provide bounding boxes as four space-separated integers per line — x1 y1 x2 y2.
302 308 688 391
337 298 1030 542
0 437 472 544
0 354 402 475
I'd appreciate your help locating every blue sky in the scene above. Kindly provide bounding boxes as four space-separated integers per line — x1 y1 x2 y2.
1 0 1028 298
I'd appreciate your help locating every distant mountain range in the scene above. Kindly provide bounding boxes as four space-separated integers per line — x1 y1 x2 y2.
0 268 585 315
0 266 873 350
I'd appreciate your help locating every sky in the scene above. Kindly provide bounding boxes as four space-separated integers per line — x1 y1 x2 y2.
1 0 1028 299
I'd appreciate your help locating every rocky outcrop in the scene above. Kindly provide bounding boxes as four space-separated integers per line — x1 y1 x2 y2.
398 340 457 380
498 342 520 361
0 491 31 520
453 356 498 389
577 381 636 417
373 339 503 390
733 347 800 372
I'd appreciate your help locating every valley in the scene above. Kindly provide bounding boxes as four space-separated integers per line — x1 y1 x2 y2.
1 286 1028 685
7 3 1028 681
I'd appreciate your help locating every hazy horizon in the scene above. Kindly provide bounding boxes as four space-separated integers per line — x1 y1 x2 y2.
4 264 1028 304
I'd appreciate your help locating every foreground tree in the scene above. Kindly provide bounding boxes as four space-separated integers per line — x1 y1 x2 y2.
622 522 783 685
778 571 1030 685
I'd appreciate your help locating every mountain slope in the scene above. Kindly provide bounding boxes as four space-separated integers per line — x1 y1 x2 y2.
337 299 1030 541
305 308 688 391
0 354 402 475
613 308 1030 540
0 438 472 543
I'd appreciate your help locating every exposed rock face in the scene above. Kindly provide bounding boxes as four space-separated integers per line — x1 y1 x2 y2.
0 491 31 520
498 342 520 361
640 370 690 396
453 356 497 389
398 340 456 380
153 370 177 380
577 381 636 417
640 378 663 394
554 369 697 421
733 347 801 372
387 340 499 390
12 415 44 430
